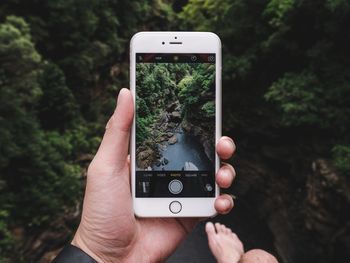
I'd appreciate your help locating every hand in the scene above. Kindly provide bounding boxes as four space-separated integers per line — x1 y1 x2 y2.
72 88 237 263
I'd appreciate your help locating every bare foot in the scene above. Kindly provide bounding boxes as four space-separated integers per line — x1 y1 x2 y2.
206 222 244 263
240 249 278 263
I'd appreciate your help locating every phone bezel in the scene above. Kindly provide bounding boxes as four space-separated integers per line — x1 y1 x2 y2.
130 32 222 217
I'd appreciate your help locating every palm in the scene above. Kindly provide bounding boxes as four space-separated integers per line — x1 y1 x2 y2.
80 160 198 262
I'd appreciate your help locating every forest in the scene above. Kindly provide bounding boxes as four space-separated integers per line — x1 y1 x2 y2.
136 62 215 171
0 0 349 262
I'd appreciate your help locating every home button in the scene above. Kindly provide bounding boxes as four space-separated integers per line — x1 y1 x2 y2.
169 201 182 214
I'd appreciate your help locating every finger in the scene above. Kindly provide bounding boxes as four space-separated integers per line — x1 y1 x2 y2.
214 194 234 215
216 136 236 160
93 88 134 171
216 163 236 188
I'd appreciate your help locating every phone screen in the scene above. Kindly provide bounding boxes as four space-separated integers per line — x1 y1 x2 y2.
135 53 216 197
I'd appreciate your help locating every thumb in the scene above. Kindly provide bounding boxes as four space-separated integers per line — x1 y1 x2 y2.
93 88 134 172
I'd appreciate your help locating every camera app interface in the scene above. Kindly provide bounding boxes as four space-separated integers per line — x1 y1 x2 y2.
135 53 216 197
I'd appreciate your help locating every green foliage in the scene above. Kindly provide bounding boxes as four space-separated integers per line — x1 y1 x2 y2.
38 62 80 130
178 75 194 92
180 0 350 161
201 101 215 118
6 130 82 227
178 64 215 120
179 4 350 261
264 71 321 126
136 62 215 147
136 113 151 146
0 16 84 259
180 0 232 31
332 145 350 174
325 0 350 11
135 63 169 146
137 97 151 117
0 16 42 169
264 0 295 27
0 1 178 261
0 210 13 260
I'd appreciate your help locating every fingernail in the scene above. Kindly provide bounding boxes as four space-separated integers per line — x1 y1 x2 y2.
117 88 127 106
223 138 234 148
108 88 126 128
223 136 234 144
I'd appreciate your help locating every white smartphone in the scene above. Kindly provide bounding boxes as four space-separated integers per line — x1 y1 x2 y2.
130 32 221 217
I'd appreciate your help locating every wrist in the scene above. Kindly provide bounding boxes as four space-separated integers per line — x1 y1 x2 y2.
71 232 100 262
72 226 139 263
53 244 97 263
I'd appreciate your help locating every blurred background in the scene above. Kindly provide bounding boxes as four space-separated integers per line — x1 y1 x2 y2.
0 1 349 262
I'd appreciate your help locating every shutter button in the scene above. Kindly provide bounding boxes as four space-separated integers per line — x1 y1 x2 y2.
168 179 183 194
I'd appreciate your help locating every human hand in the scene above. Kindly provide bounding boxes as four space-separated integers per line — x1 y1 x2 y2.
71 88 237 263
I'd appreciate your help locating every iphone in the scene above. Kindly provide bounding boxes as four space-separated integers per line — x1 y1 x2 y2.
130 32 221 217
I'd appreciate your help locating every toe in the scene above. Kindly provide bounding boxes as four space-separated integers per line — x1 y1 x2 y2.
221 224 226 233
215 223 221 233
219 224 225 233
206 222 216 236
207 222 221 257
232 232 239 240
